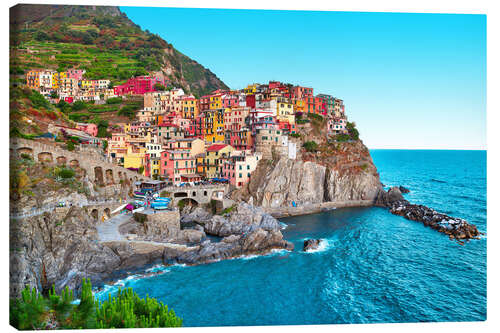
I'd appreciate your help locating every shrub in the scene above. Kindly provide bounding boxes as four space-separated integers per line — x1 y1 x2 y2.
57 168 75 179
177 200 185 210
28 90 51 109
72 100 87 111
9 279 182 330
335 133 350 142
66 141 75 151
106 97 122 105
346 122 360 140
303 141 318 152
20 153 32 160
289 133 301 138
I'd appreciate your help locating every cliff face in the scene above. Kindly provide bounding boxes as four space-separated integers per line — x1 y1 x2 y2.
237 140 383 208
10 206 121 298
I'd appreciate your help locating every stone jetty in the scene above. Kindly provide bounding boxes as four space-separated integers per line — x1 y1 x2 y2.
376 187 481 241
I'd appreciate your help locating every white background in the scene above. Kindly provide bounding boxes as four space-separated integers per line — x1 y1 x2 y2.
1 0 498 332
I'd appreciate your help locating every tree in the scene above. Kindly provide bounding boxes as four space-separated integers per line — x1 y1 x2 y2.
154 83 166 91
72 100 87 111
50 91 59 99
10 279 182 329
346 122 359 140
303 141 318 152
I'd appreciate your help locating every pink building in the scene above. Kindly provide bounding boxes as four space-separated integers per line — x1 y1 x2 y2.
67 69 85 81
64 96 74 104
160 150 196 184
221 94 239 109
113 76 165 96
76 123 98 137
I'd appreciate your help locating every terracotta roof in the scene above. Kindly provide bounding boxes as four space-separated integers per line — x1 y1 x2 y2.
206 144 228 152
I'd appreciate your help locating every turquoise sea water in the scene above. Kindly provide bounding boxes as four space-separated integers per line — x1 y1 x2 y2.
95 150 487 326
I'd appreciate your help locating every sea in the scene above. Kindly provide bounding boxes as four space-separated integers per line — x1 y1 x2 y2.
94 150 487 326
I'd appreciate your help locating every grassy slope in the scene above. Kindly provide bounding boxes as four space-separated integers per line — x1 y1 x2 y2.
10 4 229 97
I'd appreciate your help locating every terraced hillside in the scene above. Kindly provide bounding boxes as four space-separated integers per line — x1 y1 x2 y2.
10 4 229 97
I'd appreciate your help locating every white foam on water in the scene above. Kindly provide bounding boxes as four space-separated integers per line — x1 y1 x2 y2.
303 238 333 253
280 222 288 229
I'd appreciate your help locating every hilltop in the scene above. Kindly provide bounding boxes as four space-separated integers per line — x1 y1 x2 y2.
10 4 229 97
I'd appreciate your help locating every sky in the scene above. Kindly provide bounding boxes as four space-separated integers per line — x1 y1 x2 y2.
121 7 486 150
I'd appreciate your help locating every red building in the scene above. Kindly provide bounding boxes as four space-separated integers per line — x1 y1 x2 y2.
246 94 256 109
113 76 165 96
200 95 211 111
291 86 314 100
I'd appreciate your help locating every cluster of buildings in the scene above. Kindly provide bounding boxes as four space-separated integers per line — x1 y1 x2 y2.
25 69 350 188
25 68 166 103
106 80 349 188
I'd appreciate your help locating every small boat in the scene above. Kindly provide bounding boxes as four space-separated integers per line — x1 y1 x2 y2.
151 201 170 210
154 197 171 202
133 191 146 199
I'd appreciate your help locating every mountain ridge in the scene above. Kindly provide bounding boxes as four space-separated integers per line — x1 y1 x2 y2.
10 4 229 97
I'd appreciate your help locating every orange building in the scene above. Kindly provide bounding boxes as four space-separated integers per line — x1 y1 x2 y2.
26 70 41 89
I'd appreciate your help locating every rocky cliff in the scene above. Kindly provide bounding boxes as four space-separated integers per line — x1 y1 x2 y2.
10 200 292 298
234 140 383 208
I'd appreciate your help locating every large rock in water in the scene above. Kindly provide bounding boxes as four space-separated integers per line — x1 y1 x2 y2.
303 239 322 251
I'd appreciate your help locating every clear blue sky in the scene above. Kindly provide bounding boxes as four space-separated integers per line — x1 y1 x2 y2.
121 7 486 150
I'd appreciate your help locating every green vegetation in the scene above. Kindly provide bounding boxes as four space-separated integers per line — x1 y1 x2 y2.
10 5 228 96
106 97 122 104
9 279 182 330
28 90 52 109
303 141 319 152
56 167 75 179
66 140 75 151
219 205 236 215
177 200 185 211
346 122 360 140
332 122 360 142
209 199 218 214
289 133 301 138
334 133 351 142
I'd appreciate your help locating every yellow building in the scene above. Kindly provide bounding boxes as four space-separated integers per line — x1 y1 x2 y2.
293 98 306 113
52 71 67 90
205 144 235 179
80 80 93 90
182 97 199 119
244 84 257 95
204 109 225 144
26 70 40 89
276 99 295 124
123 145 147 174
209 95 222 110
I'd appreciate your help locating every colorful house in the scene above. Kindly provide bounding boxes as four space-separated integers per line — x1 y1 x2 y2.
204 144 234 179
160 150 197 184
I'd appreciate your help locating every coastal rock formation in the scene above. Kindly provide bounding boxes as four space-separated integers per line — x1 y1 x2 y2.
204 202 282 236
10 206 121 297
375 187 480 241
303 239 322 252
167 229 293 265
234 140 384 209
11 201 293 297
399 186 410 193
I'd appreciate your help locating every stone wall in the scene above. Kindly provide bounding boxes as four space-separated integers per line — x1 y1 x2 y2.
10 138 149 186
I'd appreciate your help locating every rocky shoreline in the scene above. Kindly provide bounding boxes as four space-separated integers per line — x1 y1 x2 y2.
375 187 481 242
